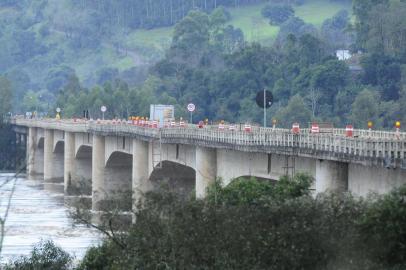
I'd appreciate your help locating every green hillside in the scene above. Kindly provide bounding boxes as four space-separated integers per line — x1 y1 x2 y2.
0 0 353 113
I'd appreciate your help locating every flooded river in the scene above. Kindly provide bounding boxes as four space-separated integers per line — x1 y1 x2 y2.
0 173 101 264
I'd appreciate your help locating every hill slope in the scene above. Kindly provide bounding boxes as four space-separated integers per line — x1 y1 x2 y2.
0 0 351 112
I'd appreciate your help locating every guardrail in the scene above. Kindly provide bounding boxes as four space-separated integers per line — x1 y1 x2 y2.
11 118 406 164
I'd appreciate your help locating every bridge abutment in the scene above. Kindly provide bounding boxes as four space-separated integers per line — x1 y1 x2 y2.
315 160 348 193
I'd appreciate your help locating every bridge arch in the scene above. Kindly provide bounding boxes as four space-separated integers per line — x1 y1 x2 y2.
67 144 93 196
54 141 64 153
30 137 44 178
44 134 64 193
149 160 196 197
76 144 92 159
37 137 44 148
101 151 133 211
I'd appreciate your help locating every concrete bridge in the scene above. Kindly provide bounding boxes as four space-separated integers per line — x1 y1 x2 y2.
11 118 406 212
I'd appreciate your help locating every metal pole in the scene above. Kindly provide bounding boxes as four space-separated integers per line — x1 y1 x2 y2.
263 88 266 128
190 111 193 124
102 112 105 120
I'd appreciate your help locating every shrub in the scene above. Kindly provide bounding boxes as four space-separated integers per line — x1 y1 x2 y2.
358 186 406 268
4 240 73 270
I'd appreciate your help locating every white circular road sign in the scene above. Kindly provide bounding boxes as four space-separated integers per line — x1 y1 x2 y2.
56 107 61 113
101 106 107 112
187 103 195 112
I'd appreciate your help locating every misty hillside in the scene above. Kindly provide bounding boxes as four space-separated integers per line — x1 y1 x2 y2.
0 0 349 106
1 0 405 131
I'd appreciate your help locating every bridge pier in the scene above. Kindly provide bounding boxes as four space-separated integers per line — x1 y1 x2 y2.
64 132 75 195
44 129 64 192
132 139 151 210
27 127 44 178
92 135 106 211
315 160 348 193
196 147 217 198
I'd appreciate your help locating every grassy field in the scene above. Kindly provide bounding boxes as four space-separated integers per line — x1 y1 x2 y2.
125 0 352 52
228 0 352 43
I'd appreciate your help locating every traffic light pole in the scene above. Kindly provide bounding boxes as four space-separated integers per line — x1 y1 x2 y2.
263 88 266 128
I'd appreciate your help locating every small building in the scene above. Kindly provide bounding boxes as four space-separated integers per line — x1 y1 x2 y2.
150 104 175 127
336 49 352 61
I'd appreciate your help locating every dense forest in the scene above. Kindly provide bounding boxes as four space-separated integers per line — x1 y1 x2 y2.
0 0 405 129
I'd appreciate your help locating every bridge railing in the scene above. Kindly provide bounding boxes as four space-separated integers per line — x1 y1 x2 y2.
11 118 406 162
160 127 406 160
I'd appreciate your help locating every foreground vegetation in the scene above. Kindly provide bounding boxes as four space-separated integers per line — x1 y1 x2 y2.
4 174 406 269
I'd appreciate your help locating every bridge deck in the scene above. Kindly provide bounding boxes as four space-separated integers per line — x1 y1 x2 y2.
12 118 406 168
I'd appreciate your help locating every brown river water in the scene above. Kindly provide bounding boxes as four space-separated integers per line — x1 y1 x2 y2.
0 173 101 265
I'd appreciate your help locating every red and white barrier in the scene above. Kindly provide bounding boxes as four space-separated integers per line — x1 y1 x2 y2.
244 124 252 132
311 123 319 134
292 123 300 134
345 125 353 137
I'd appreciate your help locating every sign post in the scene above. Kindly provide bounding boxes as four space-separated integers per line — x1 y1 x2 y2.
101 106 107 120
263 89 266 128
56 107 61 120
187 103 195 124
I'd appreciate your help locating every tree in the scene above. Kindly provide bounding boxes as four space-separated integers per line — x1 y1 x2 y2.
358 185 406 268
170 10 210 65
321 10 353 48
350 89 381 128
352 0 389 50
305 88 321 118
277 17 317 43
261 4 295 25
276 94 312 127
361 54 401 101
310 59 349 106
4 240 73 270
0 76 12 118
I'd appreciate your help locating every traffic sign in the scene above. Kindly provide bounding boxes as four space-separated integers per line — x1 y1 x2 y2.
56 107 61 113
187 103 195 112
255 90 273 109
101 106 107 112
